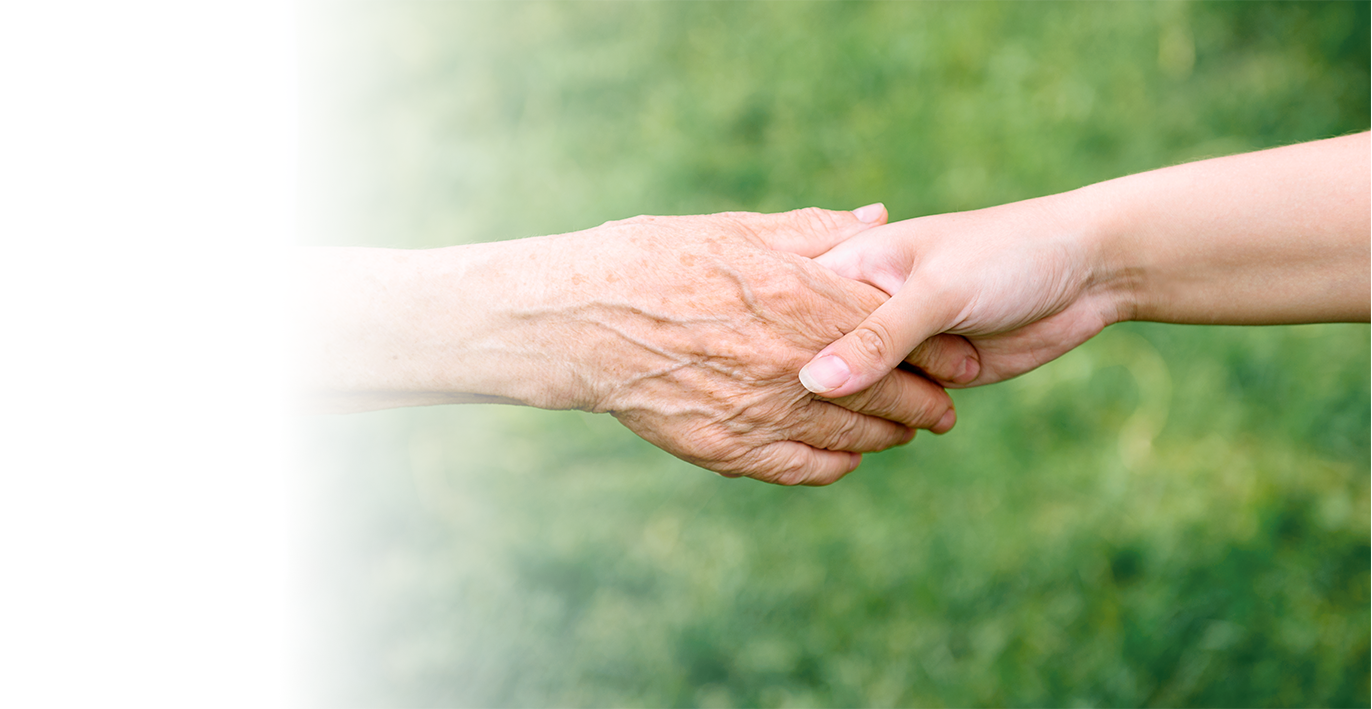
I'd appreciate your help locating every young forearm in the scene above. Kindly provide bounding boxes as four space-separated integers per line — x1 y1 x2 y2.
796 133 1370 397
1080 132 1370 326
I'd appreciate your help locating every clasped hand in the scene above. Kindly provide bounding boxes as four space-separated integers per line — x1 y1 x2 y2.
303 206 960 486
308 134 1367 486
562 209 962 484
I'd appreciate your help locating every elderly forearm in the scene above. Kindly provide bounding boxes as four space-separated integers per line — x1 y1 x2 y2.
297 208 960 484
297 239 595 413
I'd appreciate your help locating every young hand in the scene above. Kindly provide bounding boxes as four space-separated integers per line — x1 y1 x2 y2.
794 194 1125 397
794 133 1370 400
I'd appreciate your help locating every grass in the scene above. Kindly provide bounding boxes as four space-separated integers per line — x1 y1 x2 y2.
298 2 1369 706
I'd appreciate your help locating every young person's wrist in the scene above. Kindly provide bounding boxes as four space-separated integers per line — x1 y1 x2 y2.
1052 181 1146 327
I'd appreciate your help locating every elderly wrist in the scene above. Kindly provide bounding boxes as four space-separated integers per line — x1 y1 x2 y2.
301 239 602 412
432 237 611 411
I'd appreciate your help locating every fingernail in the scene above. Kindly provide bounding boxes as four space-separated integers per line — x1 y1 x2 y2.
934 408 957 434
799 355 851 394
852 203 885 223
900 428 917 444
848 453 863 472
955 356 979 385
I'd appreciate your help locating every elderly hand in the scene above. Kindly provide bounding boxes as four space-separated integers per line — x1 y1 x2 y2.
302 206 958 485
515 208 958 485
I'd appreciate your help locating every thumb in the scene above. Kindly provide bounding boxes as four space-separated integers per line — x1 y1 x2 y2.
798 283 953 399
750 203 889 258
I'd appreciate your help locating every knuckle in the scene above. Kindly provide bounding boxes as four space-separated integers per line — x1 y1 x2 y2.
836 387 878 417
907 334 963 380
794 206 842 234
687 427 748 468
755 446 810 486
913 393 944 427
841 373 946 430
773 457 811 486
867 386 904 423
847 325 894 368
695 434 733 462
608 214 654 227
716 211 756 232
914 390 952 428
906 336 942 366
819 415 861 451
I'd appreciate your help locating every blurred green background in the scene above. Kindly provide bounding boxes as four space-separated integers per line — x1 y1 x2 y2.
297 2 1370 706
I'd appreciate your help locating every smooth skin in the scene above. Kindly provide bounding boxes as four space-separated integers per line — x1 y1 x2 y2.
301 207 963 486
797 132 1371 397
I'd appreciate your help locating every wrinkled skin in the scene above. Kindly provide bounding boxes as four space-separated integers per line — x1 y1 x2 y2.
492 209 957 485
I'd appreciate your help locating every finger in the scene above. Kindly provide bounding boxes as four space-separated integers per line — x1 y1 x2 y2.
905 334 981 386
792 400 916 454
798 282 955 399
747 204 888 257
749 441 862 486
812 230 911 297
831 367 957 433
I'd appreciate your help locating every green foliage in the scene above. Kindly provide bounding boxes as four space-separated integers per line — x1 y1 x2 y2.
300 2 1369 706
